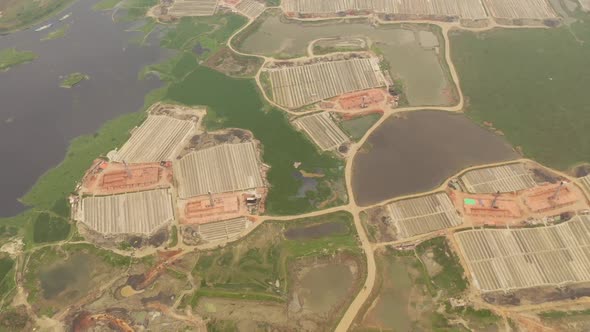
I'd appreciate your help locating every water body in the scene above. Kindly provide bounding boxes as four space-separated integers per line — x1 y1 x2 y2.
298 263 353 313
0 0 171 216
352 111 518 206
40 253 92 299
238 14 450 105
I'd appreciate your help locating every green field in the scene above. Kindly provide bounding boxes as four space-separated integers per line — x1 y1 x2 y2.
60 72 88 88
32 213 70 243
340 114 382 141
0 48 37 71
451 18 590 170
416 237 467 297
0 257 15 301
187 211 359 304
0 0 74 33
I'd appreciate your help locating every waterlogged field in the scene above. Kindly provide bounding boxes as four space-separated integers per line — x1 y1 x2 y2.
24 244 130 315
182 212 364 330
236 12 454 106
451 18 590 170
355 239 501 331
0 48 37 71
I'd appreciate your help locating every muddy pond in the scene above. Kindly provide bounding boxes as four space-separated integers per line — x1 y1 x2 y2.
237 13 452 106
40 253 93 299
0 0 171 216
297 263 354 313
352 110 518 206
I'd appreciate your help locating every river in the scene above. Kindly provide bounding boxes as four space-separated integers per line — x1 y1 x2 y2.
0 0 172 216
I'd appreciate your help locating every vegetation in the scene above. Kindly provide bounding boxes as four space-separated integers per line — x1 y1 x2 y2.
451 19 590 169
0 307 29 331
540 309 590 320
265 0 281 6
0 48 37 71
32 212 70 243
93 0 121 10
340 114 381 141
416 237 468 296
161 15 247 59
188 212 360 303
164 64 343 214
168 225 178 247
359 245 498 331
0 0 74 33
60 72 89 88
0 257 15 300
41 24 69 41
117 0 158 21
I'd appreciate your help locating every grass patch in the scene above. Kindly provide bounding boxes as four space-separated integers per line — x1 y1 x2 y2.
168 225 178 247
340 114 381 141
60 72 89 88
93 0 122 10
41 24 69 41
161 14 247 60
540 309 590 320
32 212 70 243
0 48 37 71
190 211 360 303
450 19 590 170
416 237 467 296
0 257 15 300
0 0 75 33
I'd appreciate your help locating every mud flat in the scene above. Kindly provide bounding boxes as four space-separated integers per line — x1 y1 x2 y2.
352 111 518 206
238 15 452 106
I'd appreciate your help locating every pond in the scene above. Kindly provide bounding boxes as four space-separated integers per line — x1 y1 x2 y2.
237 13 451 106
352 110 518 206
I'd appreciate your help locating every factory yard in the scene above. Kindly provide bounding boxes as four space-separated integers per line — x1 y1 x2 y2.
281 0 488 19
482 0 556 19
293 112 350 151
455 215 590 292
178 188 266 224
460 163 538 194
174 141 265 198
79 160 173 196
111 115 195 163
75 189 175 235
167 0 220 16
235 0 266 18
265 56 386 108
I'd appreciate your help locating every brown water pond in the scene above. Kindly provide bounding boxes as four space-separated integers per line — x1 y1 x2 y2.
352 110 518 206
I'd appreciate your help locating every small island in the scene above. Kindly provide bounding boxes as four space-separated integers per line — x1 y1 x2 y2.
42 24 69 41
0 48 37 71
60 72 89 88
